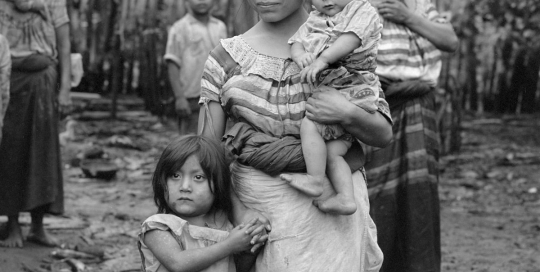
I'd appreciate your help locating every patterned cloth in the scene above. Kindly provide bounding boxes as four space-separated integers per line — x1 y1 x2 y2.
374 0 447 86
0 34 10 143
0 0 69 58
164 13 227 100
363 0 447 271
200 36 390 271
138 214 236 272
288 0 383 139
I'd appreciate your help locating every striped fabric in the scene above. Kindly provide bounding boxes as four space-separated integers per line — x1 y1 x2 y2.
200 36 392 138
363 1 446 270
375 0 448 86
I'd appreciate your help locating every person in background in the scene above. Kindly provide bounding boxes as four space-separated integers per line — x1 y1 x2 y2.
165 0 227 135
364 0 458 271
0 34 10 145
0 0 71 248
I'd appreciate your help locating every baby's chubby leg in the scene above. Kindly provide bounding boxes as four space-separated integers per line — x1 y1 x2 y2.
313 139 357 215
280 117 325 197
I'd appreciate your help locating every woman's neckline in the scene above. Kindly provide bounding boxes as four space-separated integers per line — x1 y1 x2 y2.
237 35 292 61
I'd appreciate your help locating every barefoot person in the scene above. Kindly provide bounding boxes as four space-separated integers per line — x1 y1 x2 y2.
281 0 384 215
364 0 458 271
0 0 71 248
199 0 392 270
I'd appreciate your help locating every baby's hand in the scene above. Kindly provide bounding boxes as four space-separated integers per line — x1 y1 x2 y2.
226 218 267 254
300 58 329 85
293 52 316 69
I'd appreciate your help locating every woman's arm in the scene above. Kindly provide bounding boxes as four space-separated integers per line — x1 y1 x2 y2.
374 0 458 52
55 23 72 113
198 101 227 140
305 89 392 147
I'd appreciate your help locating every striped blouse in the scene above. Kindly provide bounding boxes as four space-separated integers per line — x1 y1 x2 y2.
200 36 392 139
375 0 448 86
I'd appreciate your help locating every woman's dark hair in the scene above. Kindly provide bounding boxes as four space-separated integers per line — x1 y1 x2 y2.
152 135 232 216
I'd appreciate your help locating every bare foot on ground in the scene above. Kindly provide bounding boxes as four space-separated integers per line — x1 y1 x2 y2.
0 223 24 248
280 173 324 197
27 228 59 247
313 194 357 215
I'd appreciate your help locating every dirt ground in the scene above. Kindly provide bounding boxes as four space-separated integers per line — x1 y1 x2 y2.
0 101 539 271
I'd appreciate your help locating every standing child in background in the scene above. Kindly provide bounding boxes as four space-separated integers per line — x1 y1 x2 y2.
138 135 268 272
281 0 385 215
0 34 9 145
165 0 227 135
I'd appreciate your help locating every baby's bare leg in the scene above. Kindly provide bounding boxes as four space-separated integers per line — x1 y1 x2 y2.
280 117 325 197
313 139 357 215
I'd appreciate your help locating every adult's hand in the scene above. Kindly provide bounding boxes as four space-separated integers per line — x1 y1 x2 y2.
57 85 72 117
373 0 413 24
305 87 355 125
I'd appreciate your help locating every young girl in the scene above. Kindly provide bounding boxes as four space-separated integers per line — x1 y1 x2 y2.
138 135 267 272
282 0 383 215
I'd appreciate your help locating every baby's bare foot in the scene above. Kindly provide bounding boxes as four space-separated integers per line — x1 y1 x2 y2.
27 229 59 247
280 173 324 197
0 223 23 248
313 194 357 215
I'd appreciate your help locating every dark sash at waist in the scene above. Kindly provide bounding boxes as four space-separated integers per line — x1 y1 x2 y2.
11 54 55 72
379 77 434 109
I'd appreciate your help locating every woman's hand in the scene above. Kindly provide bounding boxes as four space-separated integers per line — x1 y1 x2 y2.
373 0 413 24
305 87 355 125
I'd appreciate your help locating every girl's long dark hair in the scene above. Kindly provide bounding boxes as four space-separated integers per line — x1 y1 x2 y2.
152 135 233 217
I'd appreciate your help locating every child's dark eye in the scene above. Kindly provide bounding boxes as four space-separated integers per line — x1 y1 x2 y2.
194 175 206 181
171 173 181 179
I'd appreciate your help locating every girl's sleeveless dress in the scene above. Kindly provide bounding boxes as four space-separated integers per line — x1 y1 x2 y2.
138 214 236 272
200 35 389 272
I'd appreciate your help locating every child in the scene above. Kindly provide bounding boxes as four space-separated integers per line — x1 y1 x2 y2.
281 0 383 215
138 135 267 272
164 0 227 135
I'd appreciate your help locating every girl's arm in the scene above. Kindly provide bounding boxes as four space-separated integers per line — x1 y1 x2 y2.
300 33 361 83
144 220 263 272
305 90 392 147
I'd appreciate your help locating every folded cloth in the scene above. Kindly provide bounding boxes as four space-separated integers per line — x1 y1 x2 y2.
223 122 306 176
11 54 55 72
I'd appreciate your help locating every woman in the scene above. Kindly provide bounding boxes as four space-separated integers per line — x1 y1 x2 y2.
0 0 71 248
365 0 458 271
198 0 393 271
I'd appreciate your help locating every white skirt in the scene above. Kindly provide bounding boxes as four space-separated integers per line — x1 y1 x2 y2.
231 162 383 272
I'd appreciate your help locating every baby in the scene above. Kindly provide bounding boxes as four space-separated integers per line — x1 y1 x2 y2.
282 0 383 215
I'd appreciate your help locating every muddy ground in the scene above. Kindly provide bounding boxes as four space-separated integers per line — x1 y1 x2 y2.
0 98 539 272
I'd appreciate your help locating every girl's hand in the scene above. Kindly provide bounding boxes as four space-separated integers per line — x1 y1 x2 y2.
300 58 329 84
226 218 265 254
293 52 316 69
58 85 72 117
373 0 413 24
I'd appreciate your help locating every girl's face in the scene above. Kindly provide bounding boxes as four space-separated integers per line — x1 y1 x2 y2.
311 0 352 16
248 0 305 23
165 154 215 223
